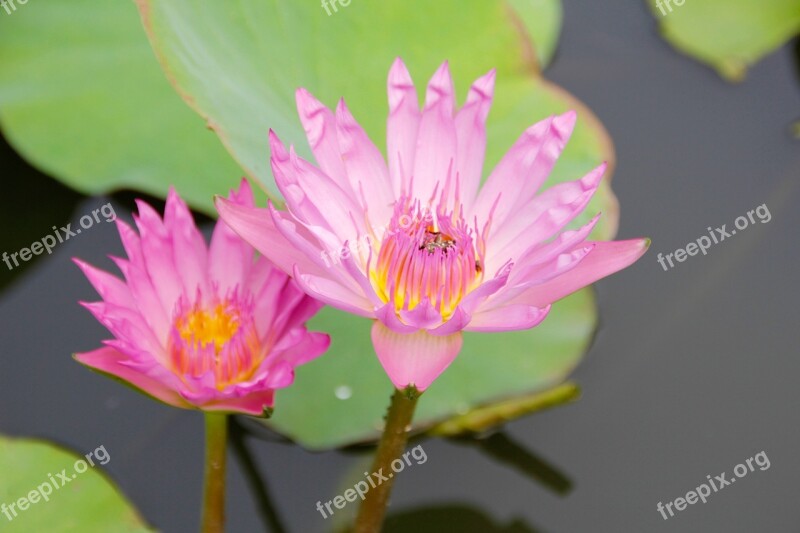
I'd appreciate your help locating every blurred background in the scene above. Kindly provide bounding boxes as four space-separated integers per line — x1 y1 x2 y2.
1 0 798 532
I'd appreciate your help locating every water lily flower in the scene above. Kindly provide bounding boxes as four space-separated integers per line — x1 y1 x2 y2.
74 181 329 415
217 58 648 392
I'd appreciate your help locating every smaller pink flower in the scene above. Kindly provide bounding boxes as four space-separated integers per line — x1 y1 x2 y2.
74 181 329 415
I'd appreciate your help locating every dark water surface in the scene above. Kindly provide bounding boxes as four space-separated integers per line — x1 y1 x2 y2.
1 1 798 532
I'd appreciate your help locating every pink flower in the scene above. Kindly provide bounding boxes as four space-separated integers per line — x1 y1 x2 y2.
217 59 648 392
74 181 330 415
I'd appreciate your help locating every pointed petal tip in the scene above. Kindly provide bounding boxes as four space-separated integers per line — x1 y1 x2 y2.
77 300 96 311
335 97 352 119
558 109 578 123
268 128 281 145
388 58 417 112
552 110 578 141
466 69 496 105
580 162 608 189
477 68 497 87
430 60 453 85
295 87 328 118
389 57 412 81
424 60 455 110
269 131 289 161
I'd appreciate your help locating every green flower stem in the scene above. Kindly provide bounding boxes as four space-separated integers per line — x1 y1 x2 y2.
354 387 420 533
201 413 228 533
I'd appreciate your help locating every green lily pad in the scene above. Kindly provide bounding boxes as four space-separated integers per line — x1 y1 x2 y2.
508 0 563 68
0 1 243 215
136 0 618 449
646 0 800 81
0 436 152 532
136 1 609 229
0 0 560 215
427 382 580 437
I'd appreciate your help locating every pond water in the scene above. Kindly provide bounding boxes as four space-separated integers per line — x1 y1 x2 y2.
1 1 798 532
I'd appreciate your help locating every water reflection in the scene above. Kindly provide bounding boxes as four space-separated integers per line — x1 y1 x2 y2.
233 414 571 531
793 39 800 138
230 418 288 533
448 432 572 496
0 135 82 292
383 505 543 532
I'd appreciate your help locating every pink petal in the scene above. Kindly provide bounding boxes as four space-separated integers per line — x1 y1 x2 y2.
471 111 576 229
338 248 384 307
398 299 442 330
209 181 256 295
270 205 367 295
203 390 277 415
386 57 420 198
336 99 395 227
214 196 327 280
111 256 169 340
295 88 350 192
270 131 363 250
512 238 650 307
515 213 601 270
249 264 295 338
430 306 470 336
259 361 296 389
371 321 463 390
466 304 550 332
412 61 457 204
375 303 419 334
80 301 164 359
486 163 606 272
75 347 189 409
293 265 376 318
115 219 144 268
455 69 495 210
164 187 209 297
269 329 331 368
250 266 322 340
512 245 595 287
133 199 182 314
457 262 512 314
73 259 133 309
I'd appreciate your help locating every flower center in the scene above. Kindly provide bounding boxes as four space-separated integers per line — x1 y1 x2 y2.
168 292 263 390
176 305 240 352
370 202 484 321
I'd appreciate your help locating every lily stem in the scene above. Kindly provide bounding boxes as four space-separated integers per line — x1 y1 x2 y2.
354 387 420 533
201 412 228 533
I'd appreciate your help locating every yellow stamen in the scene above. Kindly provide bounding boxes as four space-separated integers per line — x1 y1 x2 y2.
176 305 240 353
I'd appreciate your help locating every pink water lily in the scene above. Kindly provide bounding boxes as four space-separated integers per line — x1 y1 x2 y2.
74 181 329 415
217 58 648 391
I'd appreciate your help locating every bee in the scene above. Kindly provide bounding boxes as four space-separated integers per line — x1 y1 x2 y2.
419 230 456 254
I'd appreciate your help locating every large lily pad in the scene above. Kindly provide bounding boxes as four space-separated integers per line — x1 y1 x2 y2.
0 0 561 215
136 1 612 230
0 1 243 215
646 0 800 81
0 436 152 532
136 0 618 449
508 0 563 68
